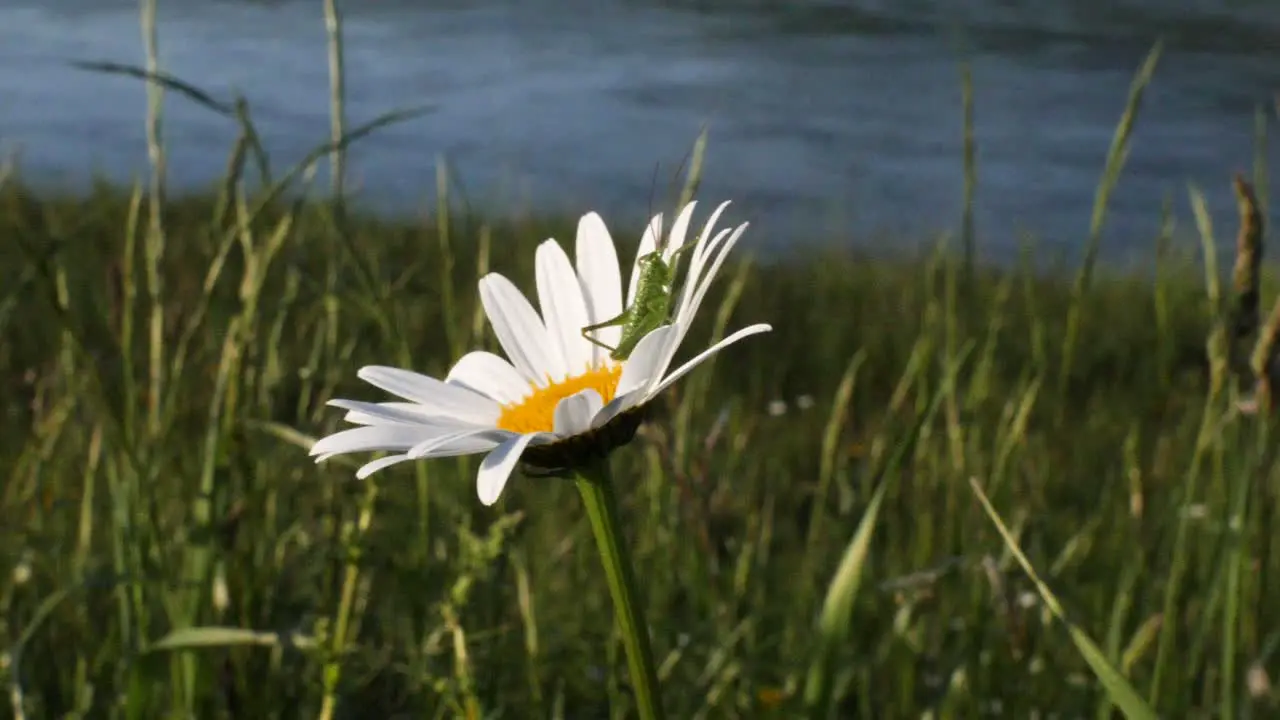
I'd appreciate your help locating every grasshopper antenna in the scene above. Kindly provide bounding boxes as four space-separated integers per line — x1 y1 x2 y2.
645 159 663 251
660 128 705 272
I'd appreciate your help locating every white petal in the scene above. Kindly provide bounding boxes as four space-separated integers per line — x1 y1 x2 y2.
655 221 749 381
476 432 548 506
575 212 624 365
419 431 517 459
662 201 698 264
591 395 631 429
582 311 680 431
689 201 732 272
328 399 480 429
673 202 734 321
357 366 501 426
593 384 660 428
445 351 531 405
536 240 594 376
553 389 604 435
677 228 733 321
356 455 412 479
480 273 565 383
408 427 510 459
338 402 418 426
589 327 673 429
310 425 438 458
680 222 748 330
647 323 772 397
626 211 663 307
615 325 674 398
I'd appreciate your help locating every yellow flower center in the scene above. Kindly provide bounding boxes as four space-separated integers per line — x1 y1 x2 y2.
497 365 624 435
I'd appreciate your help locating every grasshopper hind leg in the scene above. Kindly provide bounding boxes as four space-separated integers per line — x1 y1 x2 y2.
581 328 618 354
580 310 629 354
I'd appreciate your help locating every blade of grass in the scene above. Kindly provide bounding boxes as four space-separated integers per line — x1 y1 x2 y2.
801 480 887 718
970 478 1158 720
1059 40 1162 397
148 627 318 653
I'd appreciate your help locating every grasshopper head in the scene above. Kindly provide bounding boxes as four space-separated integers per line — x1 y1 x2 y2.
637 249 676 289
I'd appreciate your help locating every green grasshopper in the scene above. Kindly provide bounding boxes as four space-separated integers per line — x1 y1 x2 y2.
581 137 706 361
581 241 695 361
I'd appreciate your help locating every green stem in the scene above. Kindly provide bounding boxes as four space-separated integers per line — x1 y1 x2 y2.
573 461 664 720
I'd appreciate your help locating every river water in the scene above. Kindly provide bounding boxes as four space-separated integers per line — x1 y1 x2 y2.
3 0 1278 261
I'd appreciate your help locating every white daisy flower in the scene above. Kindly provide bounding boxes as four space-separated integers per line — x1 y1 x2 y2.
310 200 771 505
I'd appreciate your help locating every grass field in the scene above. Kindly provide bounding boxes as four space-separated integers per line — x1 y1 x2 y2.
3 4 1280 718
2 165 1277 719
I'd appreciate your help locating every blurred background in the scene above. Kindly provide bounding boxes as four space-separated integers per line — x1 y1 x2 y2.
3 0 1278 261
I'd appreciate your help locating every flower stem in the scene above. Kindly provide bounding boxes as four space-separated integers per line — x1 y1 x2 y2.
573 460 664 720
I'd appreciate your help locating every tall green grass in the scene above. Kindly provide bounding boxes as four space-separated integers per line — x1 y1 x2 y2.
1 2 1279 718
